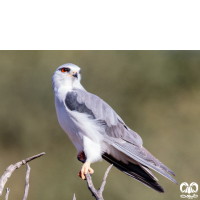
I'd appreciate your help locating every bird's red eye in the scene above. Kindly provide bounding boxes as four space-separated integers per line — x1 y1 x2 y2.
61 68 70 73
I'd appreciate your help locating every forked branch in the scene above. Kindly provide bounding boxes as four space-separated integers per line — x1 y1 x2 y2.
85 165 113 200
0 152 45 197
1 153 111 200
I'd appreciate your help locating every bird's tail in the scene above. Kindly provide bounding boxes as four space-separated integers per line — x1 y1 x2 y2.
102 153 165 193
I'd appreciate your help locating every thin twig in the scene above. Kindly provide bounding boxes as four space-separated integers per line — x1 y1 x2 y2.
4 188 10 200
85 165 113 200
0 152 45 196
72 193 76 200
22 164 31 200
98 165 113 194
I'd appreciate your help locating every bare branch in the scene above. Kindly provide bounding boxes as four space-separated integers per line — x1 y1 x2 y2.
0 152 45 196
98 165 113 194
22 164 31 200
4 188 10 200
72 193 76 200
85 165 113 200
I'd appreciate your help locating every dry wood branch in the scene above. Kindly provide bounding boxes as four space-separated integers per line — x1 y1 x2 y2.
22 164 31 200
0 152 45 196
85 165 112 200
4 188 10 200
72 193 76 200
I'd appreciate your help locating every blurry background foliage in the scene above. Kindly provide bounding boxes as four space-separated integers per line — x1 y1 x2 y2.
0 51 200 200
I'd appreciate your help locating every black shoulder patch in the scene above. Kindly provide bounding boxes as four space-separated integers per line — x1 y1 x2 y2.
65 91 127 139
65 91 95 119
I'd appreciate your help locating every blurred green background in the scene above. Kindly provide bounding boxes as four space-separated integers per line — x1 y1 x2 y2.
0 51 200 200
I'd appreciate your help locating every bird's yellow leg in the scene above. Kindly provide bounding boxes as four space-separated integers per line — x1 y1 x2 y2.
78 161 94 180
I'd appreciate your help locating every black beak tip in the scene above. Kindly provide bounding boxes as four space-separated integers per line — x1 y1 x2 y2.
73 72 78 78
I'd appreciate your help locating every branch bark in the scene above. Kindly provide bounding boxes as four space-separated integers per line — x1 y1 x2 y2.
72 193 76 200
85 165 113 200
4 188 10 200
22 164 31 200
0 152 45 196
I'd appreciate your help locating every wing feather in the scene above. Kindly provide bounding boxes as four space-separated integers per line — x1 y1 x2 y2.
73 89 143 146
65 89 177 184
102 153 164 193
111 142 177 184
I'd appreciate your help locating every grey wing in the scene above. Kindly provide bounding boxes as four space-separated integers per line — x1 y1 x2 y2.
65 89 142 145
65 89 177 184
102 153 165 193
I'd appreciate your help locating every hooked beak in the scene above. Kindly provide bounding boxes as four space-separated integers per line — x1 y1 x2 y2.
73 72 78 78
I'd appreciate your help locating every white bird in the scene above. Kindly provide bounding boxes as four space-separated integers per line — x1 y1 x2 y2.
52 63 177 193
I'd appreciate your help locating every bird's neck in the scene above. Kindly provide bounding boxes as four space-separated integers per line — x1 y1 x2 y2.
56 85 72 101
53 78 72 93
54 79 85 101
73 79 86 91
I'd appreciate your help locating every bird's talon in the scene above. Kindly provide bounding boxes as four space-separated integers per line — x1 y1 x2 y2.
78 161 93 180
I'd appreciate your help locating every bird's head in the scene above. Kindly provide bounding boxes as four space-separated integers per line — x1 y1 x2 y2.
52 63 82 94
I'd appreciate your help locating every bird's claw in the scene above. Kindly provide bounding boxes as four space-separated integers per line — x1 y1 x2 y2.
78 162 94 180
